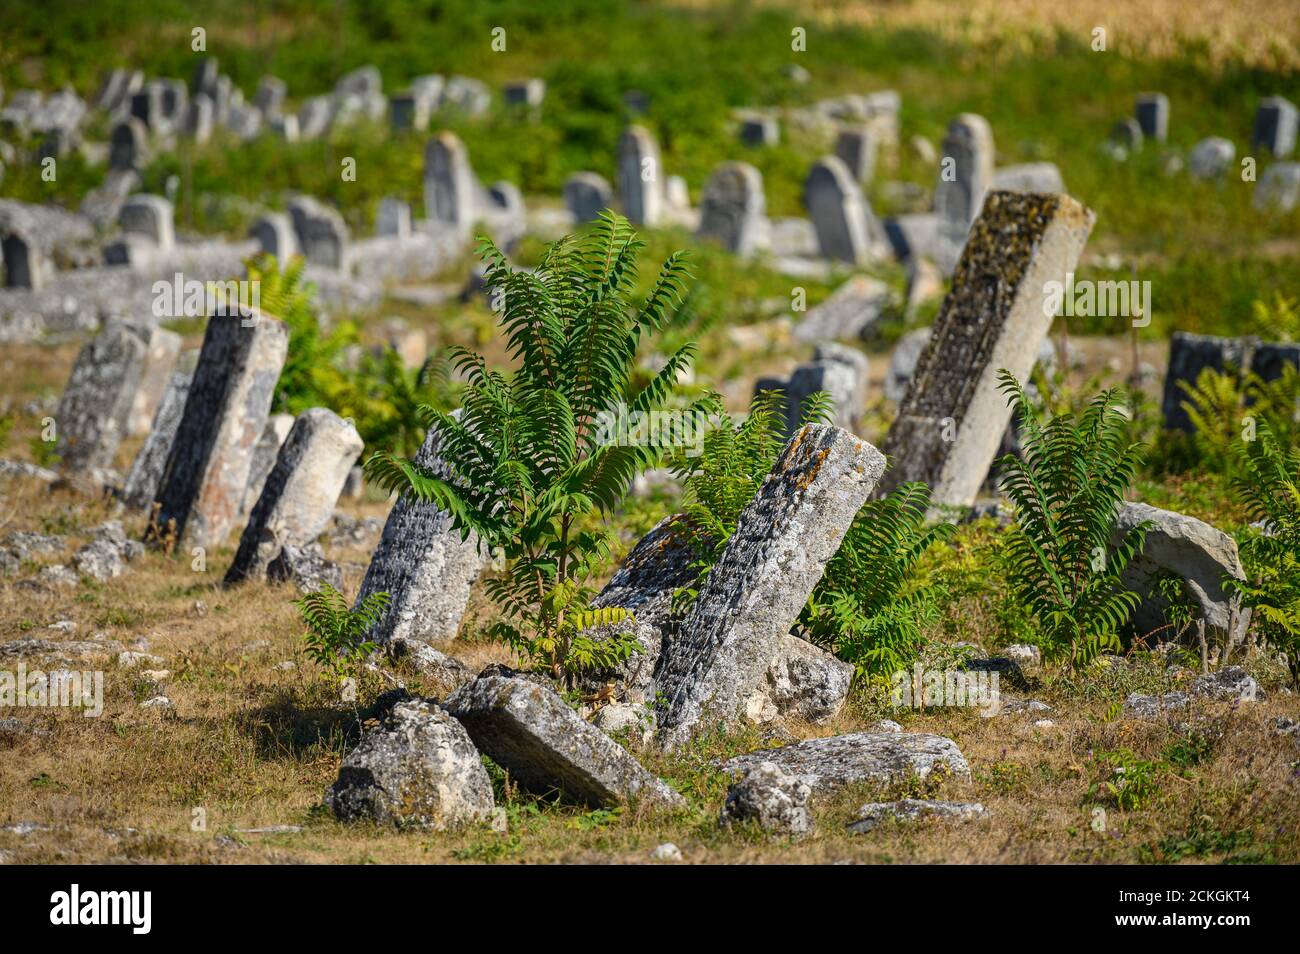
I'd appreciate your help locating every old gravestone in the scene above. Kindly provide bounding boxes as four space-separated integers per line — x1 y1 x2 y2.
121 351 198 511
150 308 289 550
878 191 1096 509
109 118 147 171
127 326 182 435
187 94 214 144
390 91 431 133
287 197 348 270
793 275 892 344
739 114 779 147
353 417 489 645
1252 96 1297 159
616 125 664 227
224 409 363 584
54 322 151 470
1161 331 1300 432
835 126 878 183
119 194 175 250
1135 93 1169 143
424 131 477 237
1 229 50 290
249 213 297 260
1254 162 1300 212
376 197 412 239
755 343 867 439
240 413 295 519
656 424 887 746
934 113 995 272
696 161 768 257
804 155 883 264
563 172 613 224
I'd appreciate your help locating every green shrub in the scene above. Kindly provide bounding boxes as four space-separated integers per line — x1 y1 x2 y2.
996 371 1149 666
297 585 389 684
366 213 706 686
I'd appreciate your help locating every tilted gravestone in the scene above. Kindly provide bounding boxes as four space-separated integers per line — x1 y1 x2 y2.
793 275 891 344
353 417 489 645
127 326 182 435
1135 93 1169 143
804 155 883 264
616 125 664 227
1 229 50 290
108 118 147 171
121 351 198 511
563 172 613 224
878 190 1096 508
287 197 348 270
297 96 333 140
54 322 151 470
1252 96 1297 158
187 94 214 144
224 408 363 585
423 131 476 236
696 161 768 257
835 126 877 183
150 308 289 550
192 58 219 99
1161 331 1300 432
249 212 296 260
934 113 994 272
240 413 295 519
656 424 886 746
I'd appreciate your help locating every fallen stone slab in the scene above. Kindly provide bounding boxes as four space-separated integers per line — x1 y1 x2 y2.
847 798 988 833
1191 666 1260 703
792 275 891 343
763 633 854 724
723 732 971 793
0 638 124 662
446 673 684 809
657 424 885 745
720 760 812 836
325 697 494 830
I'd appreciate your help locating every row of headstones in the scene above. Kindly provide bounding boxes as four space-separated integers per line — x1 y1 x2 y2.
1111 93 1299 211
54 308 364 587
0 85 89 161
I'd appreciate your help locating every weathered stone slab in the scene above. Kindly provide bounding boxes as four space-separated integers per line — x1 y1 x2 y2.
423 131 476 236
446 673 684 808
721 761 812 835
804 155 883 264
326 697 493 830
240 413 295 519
616 125 664 227
287 197 348 271
878 191 1096 508
1136 93 1169 143
186 93 214 143
225 408 362 584
1 228 50 290
1189 137 1235 179
150 308 289 550
127 326 182 435
739 113 779 147
389 91 431 133
934 114 995 272
119 194 175 250
121 352 198 510
1253 96 1297 158
848 798 988 833
376 197 411 238
758 344 866 438
55 322 150 470
353 419 488 644
835 126 877 183
656 424 886 744
1113 502 1251 647
696 161 768 256
109 118 147 171
723 732 971 793
1161 331 1300 431
793 275 891 343
564 172 613 223
504 78 546 107
1255 161 1300 211
249 213 296 260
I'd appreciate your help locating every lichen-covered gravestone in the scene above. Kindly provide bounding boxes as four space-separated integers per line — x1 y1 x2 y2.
353 418 488 644
150 308 289 550
656 424 887 746
54 322 151 470
696 161 768 257
616 125 664 227
225 408 363 584
878 190 1095 509
423 131 477 236
240 413 295 519
121 351 198 511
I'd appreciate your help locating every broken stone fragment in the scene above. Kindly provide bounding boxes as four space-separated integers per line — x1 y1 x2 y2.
386 637 475 699
723 731 970 794
445 673 684 809
266 542 342 594
720 760 813 836
325 697 494 830
847 798 988 834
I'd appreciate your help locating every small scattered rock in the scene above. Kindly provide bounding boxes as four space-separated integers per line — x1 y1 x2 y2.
386 637 474 697
267 542 342 593
847 798 988 834
118 651 164 669
651 841 683 861
140 695 173 709
592 702 655 743
721 761 813 837
1124 691 1190 719
47 620 77 634
1190 666 1260 704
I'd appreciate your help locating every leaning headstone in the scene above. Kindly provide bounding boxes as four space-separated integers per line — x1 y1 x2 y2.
1161 331 1300 431
563 172 613 223
878 191 1096 508
186 93 214 144
835 126 877 183
109 118 147 171
934 113 995 271
119 194 175 250
353 419 488 644
1135 93 1169 143
121 352 198 510
423 131 476 236
1252 96 1297 158
616 125 664 227
793 275 891 343
376 197 412 238
446 673 684 808
249 213 297 260
804 155 883 264
54 322 151 470
1 229 50 290
1254 161 1300 212
192 58 220 98
240 413 295 519
1189 137 1235 179
696 161 768 257
225 409 363 585
127 327 182 435
656 424 886 745
150 308 289 550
